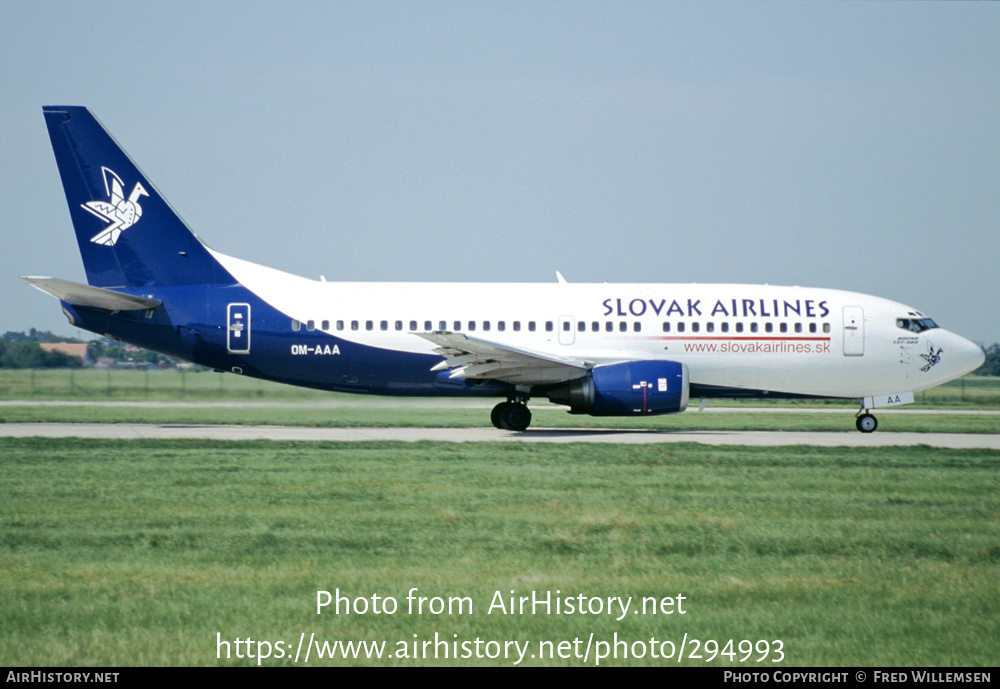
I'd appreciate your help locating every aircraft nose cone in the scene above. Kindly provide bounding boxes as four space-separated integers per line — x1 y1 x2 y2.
950 334 985 377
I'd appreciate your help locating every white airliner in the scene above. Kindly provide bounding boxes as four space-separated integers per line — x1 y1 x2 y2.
26 107 985 432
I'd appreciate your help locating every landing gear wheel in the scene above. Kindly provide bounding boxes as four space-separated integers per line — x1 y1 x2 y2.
856 413 878 433
503 404 532 432
491 402 506 429
491 401 531 431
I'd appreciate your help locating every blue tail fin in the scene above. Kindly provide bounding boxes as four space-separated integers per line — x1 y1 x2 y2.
43 106 234 288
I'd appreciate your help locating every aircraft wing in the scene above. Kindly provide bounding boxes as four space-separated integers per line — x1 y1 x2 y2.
21 277 162 311
415 332 591 386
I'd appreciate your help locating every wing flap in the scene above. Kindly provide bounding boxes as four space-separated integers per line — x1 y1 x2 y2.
415 332 590 386
22 277 162 311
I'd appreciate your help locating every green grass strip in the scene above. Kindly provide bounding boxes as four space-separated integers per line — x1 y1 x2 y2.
1 439 997 666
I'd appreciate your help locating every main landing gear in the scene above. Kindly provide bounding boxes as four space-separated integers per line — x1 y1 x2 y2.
492 397 532 431
856 411 878 433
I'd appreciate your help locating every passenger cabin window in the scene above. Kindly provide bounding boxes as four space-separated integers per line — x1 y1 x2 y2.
292 320 301 331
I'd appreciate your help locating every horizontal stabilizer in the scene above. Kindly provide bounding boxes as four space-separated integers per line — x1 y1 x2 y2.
21 276 162 311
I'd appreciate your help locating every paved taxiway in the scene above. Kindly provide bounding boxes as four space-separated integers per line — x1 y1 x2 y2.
2 423 998 448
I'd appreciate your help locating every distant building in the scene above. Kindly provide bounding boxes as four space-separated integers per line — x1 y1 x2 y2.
39 342 92 366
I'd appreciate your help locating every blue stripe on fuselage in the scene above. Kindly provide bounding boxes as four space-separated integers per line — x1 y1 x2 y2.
62 285 513 397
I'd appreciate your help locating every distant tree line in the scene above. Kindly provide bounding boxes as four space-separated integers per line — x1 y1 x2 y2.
1 330 80 369
0 330 175 369
983 344 1000 377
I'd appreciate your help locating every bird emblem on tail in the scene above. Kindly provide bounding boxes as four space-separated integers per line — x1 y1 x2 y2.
81 167 148 246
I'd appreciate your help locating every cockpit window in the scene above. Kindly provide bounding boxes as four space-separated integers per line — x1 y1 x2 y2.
896 317 939 333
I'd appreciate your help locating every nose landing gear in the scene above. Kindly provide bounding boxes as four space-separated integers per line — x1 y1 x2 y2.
855 411 878 433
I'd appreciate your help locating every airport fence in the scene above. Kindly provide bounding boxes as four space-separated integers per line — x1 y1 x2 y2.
0 368 329 401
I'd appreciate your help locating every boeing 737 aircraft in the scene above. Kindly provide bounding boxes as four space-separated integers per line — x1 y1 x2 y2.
25 106 985 432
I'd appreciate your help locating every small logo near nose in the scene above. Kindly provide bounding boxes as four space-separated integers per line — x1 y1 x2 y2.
919 343 942 372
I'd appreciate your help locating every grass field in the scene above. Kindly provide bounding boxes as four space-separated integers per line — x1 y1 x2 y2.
1 438 997 666
2 370 997 666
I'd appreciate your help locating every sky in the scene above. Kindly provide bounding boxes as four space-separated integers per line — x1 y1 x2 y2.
2 1 998 344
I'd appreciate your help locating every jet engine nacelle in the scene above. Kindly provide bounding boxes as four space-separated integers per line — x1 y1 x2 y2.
547 360 689 416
